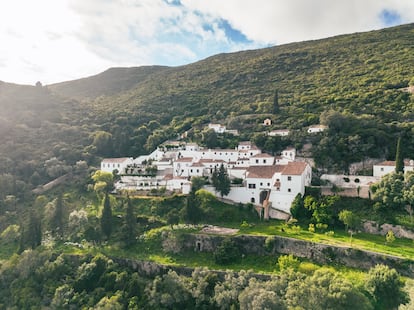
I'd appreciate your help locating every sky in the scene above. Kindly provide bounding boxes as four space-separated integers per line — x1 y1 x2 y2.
0 0 413 85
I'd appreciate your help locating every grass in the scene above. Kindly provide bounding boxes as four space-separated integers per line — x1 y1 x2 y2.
233 220 414 259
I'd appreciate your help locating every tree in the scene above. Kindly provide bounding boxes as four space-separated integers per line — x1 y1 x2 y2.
146 270 193 309
395 137 404 173
212 164 231 198
51 193 64 238
338 210 361 244
370 172 405 215
92 131 113 157
290 193 311 221
182 190 202 224
214 238 241 265
167 209 180 229
92 170 114 193
22 210 42 250
191 176 206 192
286 268 373 310
123 196 136 246
385 230 396 244
365 264 409 310
100 193 112 240
202 129 218 148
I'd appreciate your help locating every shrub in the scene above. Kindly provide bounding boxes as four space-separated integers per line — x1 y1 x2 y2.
277 254 300 271
298 262 319 274
214 239 241 265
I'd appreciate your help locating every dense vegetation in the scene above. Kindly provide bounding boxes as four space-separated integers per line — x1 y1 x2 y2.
1 23 414 308
0 250 408 309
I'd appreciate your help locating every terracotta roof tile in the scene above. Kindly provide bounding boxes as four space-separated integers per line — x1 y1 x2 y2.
377 161 395 166
251 153 274 158
246 165 284 179
281 162 308 175
175 157 193 163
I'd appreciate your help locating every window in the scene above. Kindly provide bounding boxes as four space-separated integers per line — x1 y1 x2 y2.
248 183 256 189
256 159 259 163
288 188 291 192
197 169 199 173
251 197 255 203
267 183 270 186
260 182 263 186
263 159 267 164
102 164 105 168
380 168 384 171
190 169 193 173
288 176 292 181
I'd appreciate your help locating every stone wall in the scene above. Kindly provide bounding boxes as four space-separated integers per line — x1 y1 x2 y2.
182 233 414 277
363 220 414 240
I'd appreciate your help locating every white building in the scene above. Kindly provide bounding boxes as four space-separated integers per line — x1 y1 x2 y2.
101 157 133 173
307 125 328 134
101 141 311 219
208 123 226 134
212 161 312 218
268 129 290 137
373 160 414 178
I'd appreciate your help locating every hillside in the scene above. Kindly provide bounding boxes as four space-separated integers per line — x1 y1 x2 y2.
0 23 413 193
50 65 168 100
50 23 414 127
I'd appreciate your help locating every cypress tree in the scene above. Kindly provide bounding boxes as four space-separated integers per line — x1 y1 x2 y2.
101 193 112 240
123 195 136 246
214 164 231 198
395 137 404 174
51 193 64 238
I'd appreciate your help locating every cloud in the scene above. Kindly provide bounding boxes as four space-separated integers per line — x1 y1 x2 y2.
180 0 414 44
0 0 413 85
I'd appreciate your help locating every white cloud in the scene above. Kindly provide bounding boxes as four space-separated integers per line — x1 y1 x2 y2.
181 0 414 44
0 0 413 85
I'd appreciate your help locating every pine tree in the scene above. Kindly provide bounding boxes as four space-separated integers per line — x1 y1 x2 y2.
101 193 112 240
395 136 404 173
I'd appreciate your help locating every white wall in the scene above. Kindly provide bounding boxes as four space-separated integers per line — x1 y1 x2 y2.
373 165 395 177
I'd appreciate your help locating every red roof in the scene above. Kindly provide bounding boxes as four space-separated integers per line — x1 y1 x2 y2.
252 153 274 158
281 162 308 175
376 161 396 167
246 165 284 179
175 157 193 163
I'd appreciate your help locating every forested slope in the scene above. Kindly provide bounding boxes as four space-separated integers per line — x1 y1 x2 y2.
0 23 413 196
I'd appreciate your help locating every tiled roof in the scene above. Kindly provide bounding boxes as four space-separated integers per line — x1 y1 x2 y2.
175 157 193 162
190 162 204 167
376 161 395 167
199 159 225 163
246 165 284 179
281 162 308 175
102 157 131 163
252 153 273 158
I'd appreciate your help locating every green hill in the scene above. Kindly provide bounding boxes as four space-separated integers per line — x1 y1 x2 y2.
0 23 413 191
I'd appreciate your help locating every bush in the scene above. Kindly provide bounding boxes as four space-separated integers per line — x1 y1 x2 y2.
214 239 241 265
277 254 300 271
